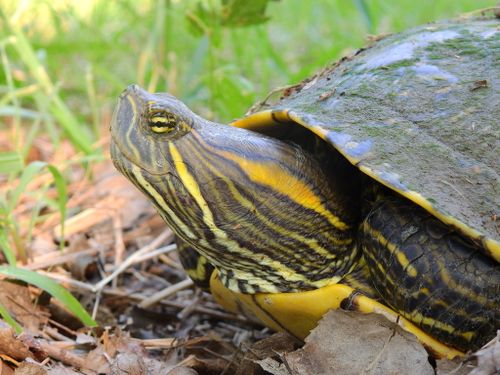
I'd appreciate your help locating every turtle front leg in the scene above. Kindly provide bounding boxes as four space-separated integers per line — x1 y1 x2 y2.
360 196 500 351
176 237 215 291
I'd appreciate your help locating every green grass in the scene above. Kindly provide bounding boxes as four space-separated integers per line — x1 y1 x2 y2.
0 0 495 328
1 0 495 125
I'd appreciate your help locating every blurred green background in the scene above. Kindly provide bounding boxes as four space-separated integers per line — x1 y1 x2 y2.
0 0 495 153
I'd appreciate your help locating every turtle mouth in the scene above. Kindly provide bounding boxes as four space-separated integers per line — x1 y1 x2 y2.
109 124 172 177
109 137 135 177
110 86 170 176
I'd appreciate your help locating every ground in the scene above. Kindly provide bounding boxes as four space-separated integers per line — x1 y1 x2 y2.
0 134 498 374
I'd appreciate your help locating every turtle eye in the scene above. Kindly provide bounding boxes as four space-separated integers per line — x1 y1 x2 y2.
147 111 179 134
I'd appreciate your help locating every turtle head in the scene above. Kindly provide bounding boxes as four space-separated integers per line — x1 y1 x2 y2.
110 85 359 294
110 84 196 175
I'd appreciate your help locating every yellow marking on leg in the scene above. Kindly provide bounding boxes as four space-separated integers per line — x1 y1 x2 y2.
195 255 209 280
364 221 418 278
406 310 474 341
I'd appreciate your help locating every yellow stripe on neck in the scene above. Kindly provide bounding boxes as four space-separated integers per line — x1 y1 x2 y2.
169 143 216 227
217 149 350 231
168 142 338 291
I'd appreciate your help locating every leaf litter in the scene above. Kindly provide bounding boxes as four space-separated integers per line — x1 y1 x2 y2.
0 131 494 374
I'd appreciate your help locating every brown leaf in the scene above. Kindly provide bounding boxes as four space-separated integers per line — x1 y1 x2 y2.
45 364 81 375
178 355 229 374
436 358 474 375
84 329 138 373
254 358 289 375
166 367 198 375
83 345 111 374
0 281 47 333
109 353 147 375
236 332 298 375
469 332 500 375
281 310 434 375
13 362 47 375
0 360 15 375
108 353 177 375
0 327 31 361
53 172 152 239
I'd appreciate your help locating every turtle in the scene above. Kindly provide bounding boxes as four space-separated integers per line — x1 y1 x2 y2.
110 15 499 359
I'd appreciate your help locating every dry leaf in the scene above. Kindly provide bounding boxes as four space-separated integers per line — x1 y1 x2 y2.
0 360 15 375
436 358 474 375
279 310 434 375
109 353 147 375
0 281 47 333
166 367 198 375
13 362 47 375
469 332 500 375
177 355 229 374
0 327 31 361
45 364 81 375
236 332 298 375
255 357 289 375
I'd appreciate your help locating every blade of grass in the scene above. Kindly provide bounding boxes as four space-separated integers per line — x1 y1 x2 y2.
0 42 21 151
4 161 68 251
0 106 45 119
0 266 97 327
47 165 67 249
3 16 94 154
354 0 374 34
6 161 46 213
0 303 22 333
0 151 23 174
85 66 100 139
0 228 16 266
20 120 41 161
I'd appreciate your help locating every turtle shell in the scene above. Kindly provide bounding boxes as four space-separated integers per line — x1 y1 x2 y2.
234 17 499 261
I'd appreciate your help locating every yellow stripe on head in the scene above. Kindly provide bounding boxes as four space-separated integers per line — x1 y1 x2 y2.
169 143 216 226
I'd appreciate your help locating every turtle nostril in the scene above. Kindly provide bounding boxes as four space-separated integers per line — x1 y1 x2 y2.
128 84 139 92
119 84 140 98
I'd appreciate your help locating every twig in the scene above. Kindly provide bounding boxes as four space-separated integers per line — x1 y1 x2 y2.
177 292 201 320
92 290 102 321
35 272 254 325
112 213 125 289
138 278 194 308
135 337 176 349
133 243 178 264
35 271 96 292
48 319 80 338
158 254 182 270
92 229 174 292
36 339 87 370
44 327 74 342
25 247 107 271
